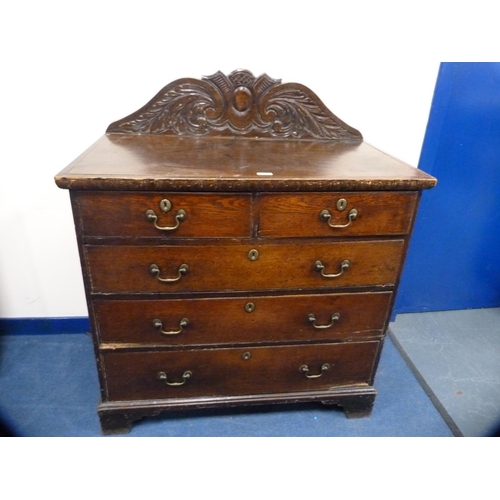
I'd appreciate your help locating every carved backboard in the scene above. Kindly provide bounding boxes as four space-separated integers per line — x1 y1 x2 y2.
107 70 362 141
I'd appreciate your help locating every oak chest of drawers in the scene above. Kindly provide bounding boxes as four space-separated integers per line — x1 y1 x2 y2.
55 70 436 433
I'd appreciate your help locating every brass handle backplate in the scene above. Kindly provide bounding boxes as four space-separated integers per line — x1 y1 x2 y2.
300 363 331 379
313 259 350 278
150 263 189 283
308 312 340 329
153 318 189 335
157 370 192 386
146 208 187 231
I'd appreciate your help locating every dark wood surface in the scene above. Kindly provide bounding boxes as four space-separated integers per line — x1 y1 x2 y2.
73 192 253 238
259 191 417 237
94 291 392 346
73 190 417 239
55 135 436 192
85 240 405 294
102 341 379 401
97 386 378 434
105 69 363 141
55 70 436 433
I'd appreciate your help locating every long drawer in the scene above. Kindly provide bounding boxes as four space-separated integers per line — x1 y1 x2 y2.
94 291 392 346
85 240 405 294
258 192 418 237
72 192 253 238
102 341 380 401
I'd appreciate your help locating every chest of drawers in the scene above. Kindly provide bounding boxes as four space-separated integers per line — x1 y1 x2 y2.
55 70 436 433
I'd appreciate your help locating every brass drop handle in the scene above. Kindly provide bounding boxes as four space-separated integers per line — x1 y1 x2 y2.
314 259 350 278
300 363 331 379
146 208 187 231
149 263 189 283
308 312 340 329
157 370 192 386
153 318 189 335
320 208 358 228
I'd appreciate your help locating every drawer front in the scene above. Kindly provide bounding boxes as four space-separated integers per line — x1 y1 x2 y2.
73 192 253 238
94 292 392 345
102 341 380 401
85 240 405 294
258 192 418 237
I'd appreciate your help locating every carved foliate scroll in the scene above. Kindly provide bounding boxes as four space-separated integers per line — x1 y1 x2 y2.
106 70 362 141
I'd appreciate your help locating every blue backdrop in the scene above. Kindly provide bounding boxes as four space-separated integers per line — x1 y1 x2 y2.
395 62 500 313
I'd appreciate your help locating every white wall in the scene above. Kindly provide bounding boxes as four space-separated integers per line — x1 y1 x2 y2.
3 1 483 319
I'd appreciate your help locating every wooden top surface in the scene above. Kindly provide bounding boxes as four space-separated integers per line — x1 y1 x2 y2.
55 134 436 192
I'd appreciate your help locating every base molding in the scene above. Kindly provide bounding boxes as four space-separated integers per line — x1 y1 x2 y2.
98 386 377 434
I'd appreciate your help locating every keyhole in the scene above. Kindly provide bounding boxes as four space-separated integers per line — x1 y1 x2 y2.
245 302 255 313
248 249 259 261
159 199 172 213
336 199 347 211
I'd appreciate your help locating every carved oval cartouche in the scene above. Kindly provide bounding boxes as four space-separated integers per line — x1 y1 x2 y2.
232 86 252 113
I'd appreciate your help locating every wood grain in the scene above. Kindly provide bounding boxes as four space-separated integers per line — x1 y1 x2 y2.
94 291 392 346
54 70 437 432
102 341 379 401
74 192 252 238
55 136 437 192
259 191 417 237
106 69 363 141
85 240 405 294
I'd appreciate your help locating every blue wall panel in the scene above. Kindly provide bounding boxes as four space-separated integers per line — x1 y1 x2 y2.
395 63 500 313
0 317 90 335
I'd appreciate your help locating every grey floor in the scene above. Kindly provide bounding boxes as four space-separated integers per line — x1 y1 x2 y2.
390 307 500 437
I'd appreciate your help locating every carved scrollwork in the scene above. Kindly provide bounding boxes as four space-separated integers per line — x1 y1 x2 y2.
107 70 362 141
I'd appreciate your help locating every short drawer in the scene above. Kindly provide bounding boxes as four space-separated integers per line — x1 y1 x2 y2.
94 291 392 346
72 192 253 238
102 341 380 401
85 240 405 294
258 192 418 237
